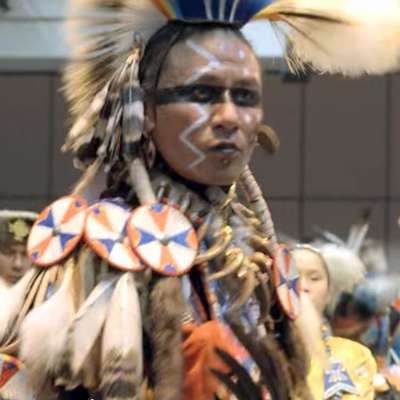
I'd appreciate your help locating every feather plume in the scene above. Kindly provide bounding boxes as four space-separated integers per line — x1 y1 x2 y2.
70 275 118 378
256 0 400 76
347 209 370 255
317 243 366 315
64 0 164 120
72 157 104 195
19 261 77 390
0 268 39 345
149 277 185 400
100 272 143 400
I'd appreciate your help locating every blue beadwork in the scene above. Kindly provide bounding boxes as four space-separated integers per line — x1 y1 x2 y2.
170 0 273 25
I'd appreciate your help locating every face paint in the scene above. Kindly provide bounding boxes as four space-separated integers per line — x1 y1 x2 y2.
153 84 261 107
179 104 211 170
150 30 263 186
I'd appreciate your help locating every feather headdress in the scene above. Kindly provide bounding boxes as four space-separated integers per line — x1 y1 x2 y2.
64 0 400 172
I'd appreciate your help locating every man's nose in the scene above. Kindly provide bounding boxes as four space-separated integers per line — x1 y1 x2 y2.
211 97 240 135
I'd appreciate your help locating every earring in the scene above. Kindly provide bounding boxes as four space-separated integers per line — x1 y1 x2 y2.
257 124 280 155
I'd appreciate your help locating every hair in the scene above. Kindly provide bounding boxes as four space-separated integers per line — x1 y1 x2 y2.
139 20 253 93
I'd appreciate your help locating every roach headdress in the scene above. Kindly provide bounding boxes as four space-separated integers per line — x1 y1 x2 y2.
64 0 400 185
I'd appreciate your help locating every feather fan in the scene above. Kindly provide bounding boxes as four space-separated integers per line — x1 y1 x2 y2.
100 272 143 400
64 0 164 120
70 275 118 379
19 261 77 390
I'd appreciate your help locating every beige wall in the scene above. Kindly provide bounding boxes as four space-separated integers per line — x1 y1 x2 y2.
0 72 399 267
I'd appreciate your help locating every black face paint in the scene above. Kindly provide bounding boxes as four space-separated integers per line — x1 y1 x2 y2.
152 84 261 107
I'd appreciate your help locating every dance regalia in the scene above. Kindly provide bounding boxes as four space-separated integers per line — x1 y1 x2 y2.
1 1 400 399
308 332 377 399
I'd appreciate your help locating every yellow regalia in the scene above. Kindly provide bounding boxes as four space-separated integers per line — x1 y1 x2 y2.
308 336 377 399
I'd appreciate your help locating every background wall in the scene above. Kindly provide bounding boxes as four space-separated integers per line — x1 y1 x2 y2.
0 71 399 268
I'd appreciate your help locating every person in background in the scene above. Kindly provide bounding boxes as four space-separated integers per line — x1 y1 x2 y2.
291 244 377 400
0 210 37 400
0 210 37 291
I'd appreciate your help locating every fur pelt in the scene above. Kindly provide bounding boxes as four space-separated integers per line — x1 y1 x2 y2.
149 277 186 400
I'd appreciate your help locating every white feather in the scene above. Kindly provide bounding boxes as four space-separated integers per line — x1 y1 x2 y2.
347 221 369 255
259 0 400 76
294 0 400 75
101 272 143 395
19 263 76 389
318 243 366 314
70 275 118 376
0 268 38 343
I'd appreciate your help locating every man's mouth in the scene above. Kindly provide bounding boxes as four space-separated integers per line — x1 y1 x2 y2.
209 142 241 155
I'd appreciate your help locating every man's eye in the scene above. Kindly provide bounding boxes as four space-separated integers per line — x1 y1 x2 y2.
190 85 217 103
232 88 260 107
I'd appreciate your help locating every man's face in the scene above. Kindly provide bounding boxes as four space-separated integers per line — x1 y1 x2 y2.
292 249 330 315
0 243 30 285
149 30 263 186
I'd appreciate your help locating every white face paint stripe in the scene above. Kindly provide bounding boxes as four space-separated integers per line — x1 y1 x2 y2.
229 0 241 22
203 0 213 20
185 40 253 85
179 105 211 170
186 40 220 64
184 62 221 85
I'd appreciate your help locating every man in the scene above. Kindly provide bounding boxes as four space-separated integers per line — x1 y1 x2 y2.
1 1 400 399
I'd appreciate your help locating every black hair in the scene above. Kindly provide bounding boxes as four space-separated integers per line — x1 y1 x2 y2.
139 20 253 93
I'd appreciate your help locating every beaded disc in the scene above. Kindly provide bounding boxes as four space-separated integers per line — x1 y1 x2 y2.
128 203 198 276
273 245 301 320
85 199 145 272
27 196 87 267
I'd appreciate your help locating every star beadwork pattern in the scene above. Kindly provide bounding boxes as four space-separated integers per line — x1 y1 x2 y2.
324 361 358 399
85 199 144 272
27 196 87 267
128 203 198 276
273 245 301 320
